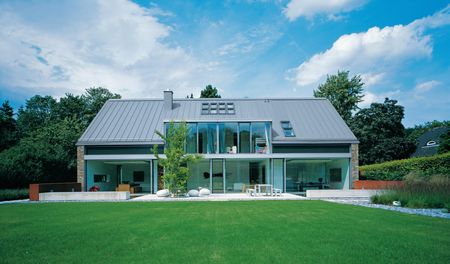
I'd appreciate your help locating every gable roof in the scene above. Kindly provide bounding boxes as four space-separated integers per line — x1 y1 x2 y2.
77 98 358 146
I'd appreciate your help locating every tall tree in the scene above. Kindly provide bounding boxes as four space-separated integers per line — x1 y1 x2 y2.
350 98 416 165
82 87 121 122
153 121 202 196
314 71 364 123
200 85 221 98
54 93 86 124
0 101 18 151
16 95 57 136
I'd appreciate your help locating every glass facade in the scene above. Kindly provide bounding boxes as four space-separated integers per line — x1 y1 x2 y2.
239 123 251 153
186 123 197 153
198 123 217 154
166 121 271 154
219 123 238 153
285 158 350 192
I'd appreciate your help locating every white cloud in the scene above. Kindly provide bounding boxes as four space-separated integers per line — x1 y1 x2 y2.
360 73 385 87
215 24 283 57
414 80 441 93
359 90 401 108
0 0 212 98
283 0 365 21
289 5 450 89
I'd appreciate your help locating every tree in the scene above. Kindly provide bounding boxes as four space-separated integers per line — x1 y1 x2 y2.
0 118 85 188
438 129 450 154
16 95 57 136
82 87 121 122
0 101 18 151
314 71 364 123
405 120 450 141
153 121 202 196
200 85 221 98
54 93 86 124
350 98 416 165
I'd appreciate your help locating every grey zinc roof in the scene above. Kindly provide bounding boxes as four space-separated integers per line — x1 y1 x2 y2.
77 98 358 145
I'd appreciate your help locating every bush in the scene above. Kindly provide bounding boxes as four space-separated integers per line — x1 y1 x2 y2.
360 152 450 181
0 189 29 201
370 173 450 209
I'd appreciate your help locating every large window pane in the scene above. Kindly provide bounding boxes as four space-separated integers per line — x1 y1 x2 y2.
239 123 250 153
219 123 238 153
186 123 197 153
212 159 224 193
225 159 269 192
198 123 217 154
251 122 267 153
285 159 349 192
273 159 284 190
187 160 210 190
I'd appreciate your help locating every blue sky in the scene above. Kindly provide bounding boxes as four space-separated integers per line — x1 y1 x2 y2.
0 0 449 127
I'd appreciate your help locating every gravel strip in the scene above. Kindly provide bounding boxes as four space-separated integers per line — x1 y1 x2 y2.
323 198 450 219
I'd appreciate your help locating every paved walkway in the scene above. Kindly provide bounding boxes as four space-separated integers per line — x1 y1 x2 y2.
131 193 307 202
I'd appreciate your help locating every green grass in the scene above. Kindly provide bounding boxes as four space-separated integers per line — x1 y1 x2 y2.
0 188 29 201
1 201 449 264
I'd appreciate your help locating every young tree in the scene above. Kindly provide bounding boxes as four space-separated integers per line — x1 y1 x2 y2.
0 101 17 151
153 121 202 196
314 71 364 123
350 98 416 165
200 85 221 98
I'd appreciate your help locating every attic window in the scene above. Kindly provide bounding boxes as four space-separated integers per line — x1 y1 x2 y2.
201 102 235 115
426 140 437 146
281 121 295 137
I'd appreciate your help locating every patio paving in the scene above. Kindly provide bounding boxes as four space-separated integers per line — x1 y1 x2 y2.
131 192 308 202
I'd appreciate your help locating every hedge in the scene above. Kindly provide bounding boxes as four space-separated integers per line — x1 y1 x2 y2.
360 152 450 181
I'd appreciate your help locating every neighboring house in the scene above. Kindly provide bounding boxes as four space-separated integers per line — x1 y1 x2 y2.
411 127 449 157
76 91 359 194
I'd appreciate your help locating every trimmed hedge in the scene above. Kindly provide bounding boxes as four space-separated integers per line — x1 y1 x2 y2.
360 152 450 181
0 189 29 201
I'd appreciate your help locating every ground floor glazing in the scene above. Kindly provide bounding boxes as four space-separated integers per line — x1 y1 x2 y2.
85 157 350 193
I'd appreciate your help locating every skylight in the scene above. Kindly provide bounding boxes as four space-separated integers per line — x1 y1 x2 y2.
201 102 235 115
281 121 295 137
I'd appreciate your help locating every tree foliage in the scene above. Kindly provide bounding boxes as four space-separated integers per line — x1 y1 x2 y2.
0 87 120 188
0 118 85 188
314 71 364 123
405 120 450 141
0 101 18 151
200 84 221 98
351 98 416 165
438 129 450 154
153 121 202 196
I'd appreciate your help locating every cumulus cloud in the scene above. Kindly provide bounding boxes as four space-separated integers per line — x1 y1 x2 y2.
283 0 366 21
0 0 212 98
289 5 450 88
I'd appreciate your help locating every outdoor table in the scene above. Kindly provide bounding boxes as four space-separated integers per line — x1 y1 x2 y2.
255 184 273 196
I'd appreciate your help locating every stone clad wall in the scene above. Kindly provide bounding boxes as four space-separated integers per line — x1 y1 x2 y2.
350 144 359 188
77 146 85 191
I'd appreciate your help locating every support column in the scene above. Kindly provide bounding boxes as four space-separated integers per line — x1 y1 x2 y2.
350 144 359 188
77 146 85 191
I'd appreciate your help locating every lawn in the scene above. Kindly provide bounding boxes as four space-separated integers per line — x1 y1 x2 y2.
1 201 449 264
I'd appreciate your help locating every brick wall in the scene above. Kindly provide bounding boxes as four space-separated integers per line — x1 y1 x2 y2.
77 146 85 191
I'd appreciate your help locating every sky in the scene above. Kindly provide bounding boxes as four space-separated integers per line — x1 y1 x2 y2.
0 0 449 127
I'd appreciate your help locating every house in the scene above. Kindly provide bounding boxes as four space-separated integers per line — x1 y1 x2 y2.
411 126 449 157
76 91 359 194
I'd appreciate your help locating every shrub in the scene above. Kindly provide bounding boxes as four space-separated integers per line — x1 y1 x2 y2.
370 173 450 209
0 189 29 201
360 152 450 181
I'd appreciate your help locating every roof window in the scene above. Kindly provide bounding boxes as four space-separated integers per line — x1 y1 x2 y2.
281 121 295 137
201 102 235 115
426 140 437 146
